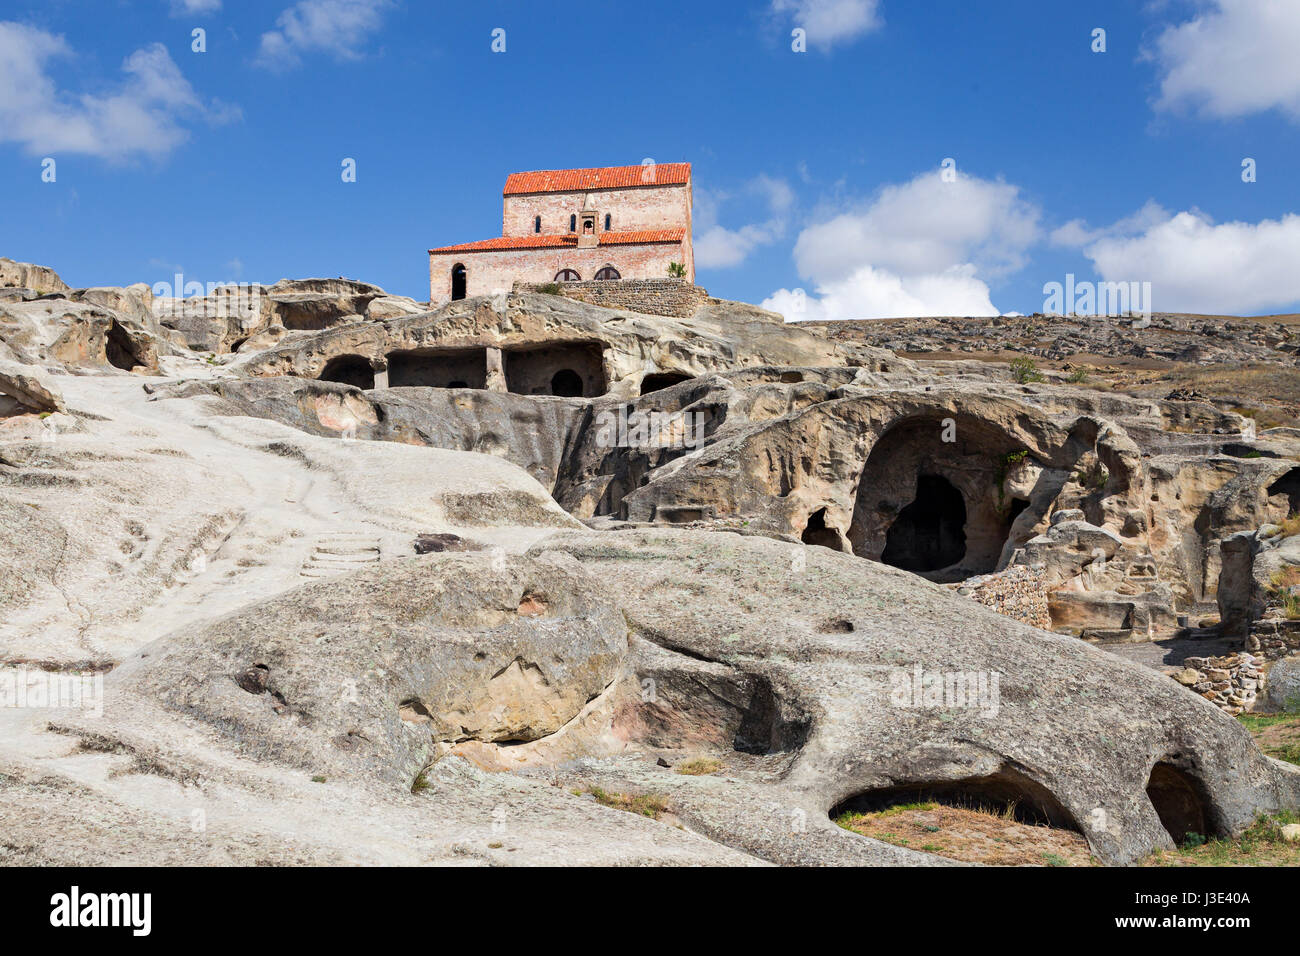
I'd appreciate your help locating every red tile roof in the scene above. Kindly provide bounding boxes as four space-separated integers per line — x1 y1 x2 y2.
503 164 691 195
429 228 687 254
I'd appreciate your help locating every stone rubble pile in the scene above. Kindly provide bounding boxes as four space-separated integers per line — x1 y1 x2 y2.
954 565 1053 631
1171 653 1264 716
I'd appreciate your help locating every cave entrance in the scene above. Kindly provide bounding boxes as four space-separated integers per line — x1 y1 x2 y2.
1268 467 1300 516
1146 763 1213 846
385 347 487 388
849 415 1030 579
550 369 584 397
105 320 139 370
801 508 841 550
318 354 375 390
880 474 967 573
503 342 606 397
830 767 1080 832
641 372 692 395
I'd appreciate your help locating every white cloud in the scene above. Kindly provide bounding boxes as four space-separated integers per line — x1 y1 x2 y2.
256 0 394 70
1151 0 1300 120
764 264 998 321
1081 208 1300 314
772 0 882 50
793 171 1040 283
169 0 222 15
0 22 235 161
1051 200 1171 248
764 168 1041 320
694 175 794 269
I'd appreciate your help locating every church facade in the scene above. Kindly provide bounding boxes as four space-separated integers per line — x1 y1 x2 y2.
428 163 694 304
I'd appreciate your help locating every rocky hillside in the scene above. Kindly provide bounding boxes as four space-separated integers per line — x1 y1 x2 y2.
2 258 1298 866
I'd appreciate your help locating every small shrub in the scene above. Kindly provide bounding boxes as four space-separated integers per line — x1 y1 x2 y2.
1279 513 1300 538
537 282 563 295
1181 832 1206 849
1075 460 1109 491
667 261 687 278
311 775 326 783
994 449 1030 508
411 769 431 793
1067 367 1090 383
1010 357 1045 384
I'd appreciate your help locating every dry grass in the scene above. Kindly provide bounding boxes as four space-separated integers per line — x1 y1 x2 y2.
835 801 1095 866
1278 515 1300 538
579 787 671 820
1057 364 1300 429
1149 366 1300 426
675 757 724 776
1267 566 1300 620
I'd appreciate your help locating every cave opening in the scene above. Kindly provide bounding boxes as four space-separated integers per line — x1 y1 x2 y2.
880 474 968 573
503 342 606 397
641 372 692 395
1268 467 1300 516
550 369 584 397
848 415 1030 580
1146 763 1215 846
830 768 1080 832
105 320 139 371
318 354 375 390
801 508 842 550
386 348 487 389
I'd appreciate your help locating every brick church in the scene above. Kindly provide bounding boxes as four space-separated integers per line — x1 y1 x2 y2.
428 163 694 304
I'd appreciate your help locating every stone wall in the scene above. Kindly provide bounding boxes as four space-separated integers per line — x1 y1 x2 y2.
1248 619 1300 660
953 565 1053 630
514 278 710 318
1172 653 1264 716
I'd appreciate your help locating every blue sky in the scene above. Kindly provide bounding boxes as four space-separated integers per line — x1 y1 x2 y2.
2 0 1299 317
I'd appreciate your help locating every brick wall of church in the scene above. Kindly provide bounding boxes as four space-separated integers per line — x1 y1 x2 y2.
502 183 692 238
429 241 688 303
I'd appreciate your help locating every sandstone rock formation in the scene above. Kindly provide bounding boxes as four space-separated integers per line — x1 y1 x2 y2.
2 259 1299 866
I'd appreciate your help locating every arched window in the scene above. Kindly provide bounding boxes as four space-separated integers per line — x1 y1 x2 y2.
594 265 621 281
534 215 541 234
555 269 581 282
569 214 577 232
451 263 467 300
604 213 611 231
